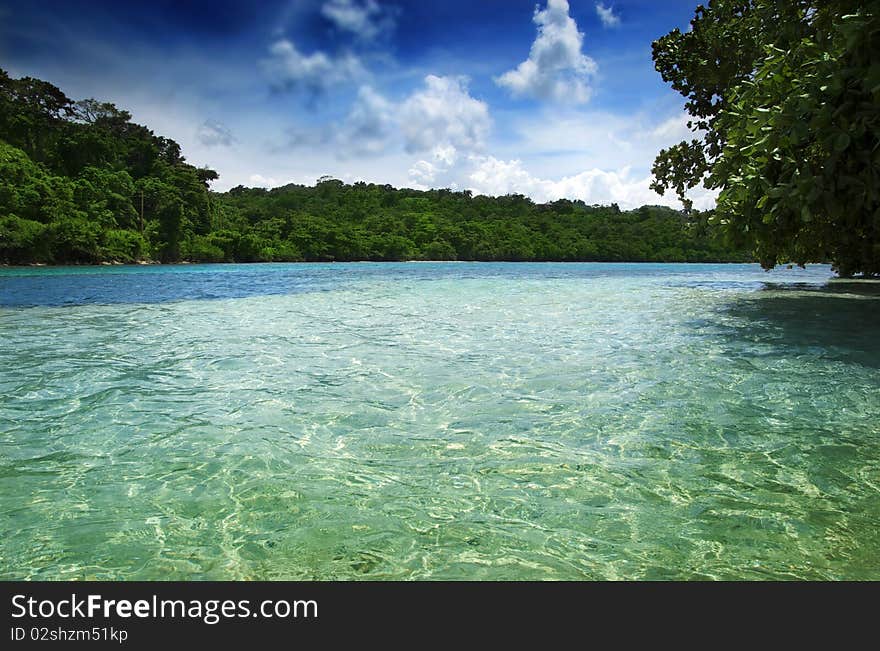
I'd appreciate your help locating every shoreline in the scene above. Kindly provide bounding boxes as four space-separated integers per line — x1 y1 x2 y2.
5 258 766 268
8 259 876 279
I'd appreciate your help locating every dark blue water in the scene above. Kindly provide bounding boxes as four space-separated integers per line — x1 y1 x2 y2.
0 262 840 307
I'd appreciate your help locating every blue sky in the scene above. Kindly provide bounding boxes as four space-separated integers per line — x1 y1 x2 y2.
0 0 715 208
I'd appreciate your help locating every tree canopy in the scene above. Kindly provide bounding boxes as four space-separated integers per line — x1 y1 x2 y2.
651 0 880 276
0 68 217 264
210 182 748 264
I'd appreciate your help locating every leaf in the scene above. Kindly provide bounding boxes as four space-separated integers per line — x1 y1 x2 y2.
801 205 812 222
834 133 851 152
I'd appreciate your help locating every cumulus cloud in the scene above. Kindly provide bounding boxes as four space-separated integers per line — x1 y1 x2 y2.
321 0 395 40
496 0 597 104
337 85 396 157
399 105 717 209
466 156 717 210
406 145 465 188
595 3 620 28
408 160 438 185
196 120 236 147
400 75 491 153
249 174 280 188
468 157 547 198
278 76 489 163
261 38 365 96
431 144 457 166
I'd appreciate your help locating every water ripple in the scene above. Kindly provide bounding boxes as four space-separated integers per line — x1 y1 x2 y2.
1 263 879 579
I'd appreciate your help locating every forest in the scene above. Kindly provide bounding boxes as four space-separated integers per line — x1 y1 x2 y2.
0 67 749 265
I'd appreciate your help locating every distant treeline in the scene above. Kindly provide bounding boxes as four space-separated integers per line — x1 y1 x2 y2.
0 69 751 265
213 183 750 263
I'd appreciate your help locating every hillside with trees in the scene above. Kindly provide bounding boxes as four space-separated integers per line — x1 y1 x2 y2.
0 68 749 266
211 181 748 263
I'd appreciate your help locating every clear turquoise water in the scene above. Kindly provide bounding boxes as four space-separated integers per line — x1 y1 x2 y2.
1 262 878 580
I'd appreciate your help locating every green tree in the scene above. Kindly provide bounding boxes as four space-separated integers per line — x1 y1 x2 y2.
0 140 77 224
74 167 137 229
423 239 457 260
0 72 73 161
651 0 880 276
0 215 49 263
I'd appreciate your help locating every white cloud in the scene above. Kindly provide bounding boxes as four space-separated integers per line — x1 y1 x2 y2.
336 85 395 157
496 0 598 104
468 157 547 198
455 107 715 209
249 174 280 188
324 76 715 209
261 39 365 95
595 3 620 28
408 160 438 186
321 0 395 40
466 156 717 210
431 144 457 167
265 69 489 161
407 145 463 187
649 114 692 140
196 120 235 147
400 75 491 153
274 76 489 163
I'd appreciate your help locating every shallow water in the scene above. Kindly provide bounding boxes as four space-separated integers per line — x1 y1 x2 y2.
1 262 878 580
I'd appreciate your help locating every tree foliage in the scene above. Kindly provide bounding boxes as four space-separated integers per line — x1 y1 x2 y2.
0 68 216 264
214 182 749 263
652 0 880 276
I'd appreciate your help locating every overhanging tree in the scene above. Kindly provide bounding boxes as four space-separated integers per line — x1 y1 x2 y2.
651 0 880 276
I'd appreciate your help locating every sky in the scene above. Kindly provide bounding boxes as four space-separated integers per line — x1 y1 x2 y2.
0 0 716 209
